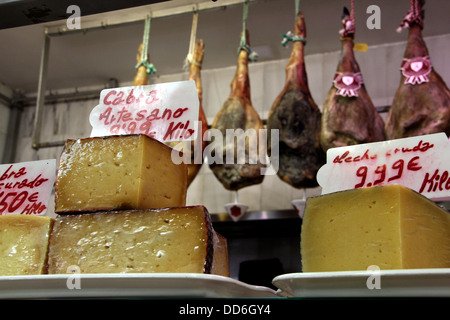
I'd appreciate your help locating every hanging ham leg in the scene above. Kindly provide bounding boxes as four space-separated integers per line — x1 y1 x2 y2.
171 39 209 186
186 39 209 186
267 11 325 188
385 0 450 139
165 40 208 186
209 30 265 191
320 7 385 152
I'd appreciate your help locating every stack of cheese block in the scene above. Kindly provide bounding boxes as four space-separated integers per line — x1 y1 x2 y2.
0 134 229 276
301 184 450 272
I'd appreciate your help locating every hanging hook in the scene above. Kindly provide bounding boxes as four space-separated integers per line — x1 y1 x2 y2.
183 9 199 71
238 1 258 62
281 0 306 47
136 15 156 75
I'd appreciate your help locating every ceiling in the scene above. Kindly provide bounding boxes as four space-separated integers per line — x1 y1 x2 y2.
0 0 449 95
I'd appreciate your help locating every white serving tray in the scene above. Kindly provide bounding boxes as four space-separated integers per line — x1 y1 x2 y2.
0 273 279 299
272 268 450 298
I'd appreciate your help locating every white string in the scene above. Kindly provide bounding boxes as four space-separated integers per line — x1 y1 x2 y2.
183 10 199 70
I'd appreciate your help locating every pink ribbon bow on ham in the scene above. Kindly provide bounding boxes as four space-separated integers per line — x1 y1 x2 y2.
333 72 363 97
401 56 431 85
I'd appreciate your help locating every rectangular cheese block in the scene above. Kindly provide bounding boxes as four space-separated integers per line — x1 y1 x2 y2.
0 215 54 276
47 206 214 274
301 185 450 272
55 134 187 213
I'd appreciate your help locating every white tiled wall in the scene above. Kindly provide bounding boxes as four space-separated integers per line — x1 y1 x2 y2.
13 34 450 215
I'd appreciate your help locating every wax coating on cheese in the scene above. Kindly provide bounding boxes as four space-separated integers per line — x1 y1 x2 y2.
47 206 214 274
301 185 450 272
55 134 187 213
0 215 53 276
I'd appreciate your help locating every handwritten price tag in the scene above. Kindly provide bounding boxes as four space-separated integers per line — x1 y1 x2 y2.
316 133 450 202
89 80 199 142
0 159 56 215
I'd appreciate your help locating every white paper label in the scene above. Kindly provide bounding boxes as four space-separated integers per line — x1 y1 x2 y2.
89 80 199 142
316 133 450 201
0 159 56 215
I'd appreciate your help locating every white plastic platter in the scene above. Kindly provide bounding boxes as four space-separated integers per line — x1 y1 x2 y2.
272 268 450 298
0 273 279 299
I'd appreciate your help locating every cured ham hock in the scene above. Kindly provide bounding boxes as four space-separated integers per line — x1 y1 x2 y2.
320 7 385 152
181 39 209 186
166 40 209 186
384 0 450 139
185 39 209 186
209 31 265 191
267 11 325 188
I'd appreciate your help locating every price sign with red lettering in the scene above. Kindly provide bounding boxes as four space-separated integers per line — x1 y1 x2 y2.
316 133 450 201
0 159 56 215
89 80 199 142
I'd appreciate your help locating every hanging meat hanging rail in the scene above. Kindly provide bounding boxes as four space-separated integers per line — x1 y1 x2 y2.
31 0 256 150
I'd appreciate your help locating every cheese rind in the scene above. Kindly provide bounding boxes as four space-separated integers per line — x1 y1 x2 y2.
211 232 230 277
47 206 214 274
55 134 187 213
0 215 53 276
301 185 450 272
